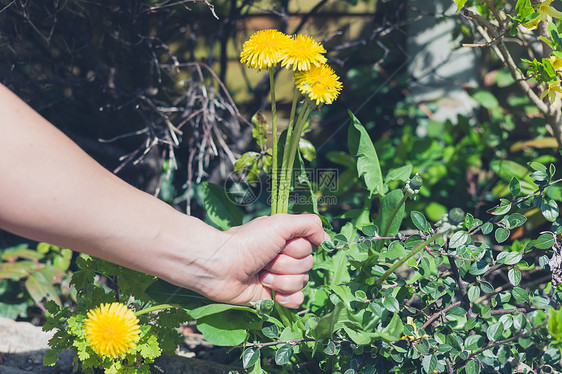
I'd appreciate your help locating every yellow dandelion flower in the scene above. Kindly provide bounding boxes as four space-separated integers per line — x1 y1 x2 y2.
295 64 342 105
522 0 562 30
540 79 562 106
84 302 141 358
280 34 327 71
240 29 291 70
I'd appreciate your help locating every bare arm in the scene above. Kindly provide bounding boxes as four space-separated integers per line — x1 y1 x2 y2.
0 84 326 308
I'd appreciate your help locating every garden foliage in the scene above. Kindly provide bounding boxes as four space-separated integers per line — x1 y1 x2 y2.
3 0 562 373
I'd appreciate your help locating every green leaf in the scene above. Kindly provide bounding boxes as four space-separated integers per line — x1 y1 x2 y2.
188 303 254 319
465 359 481 374
508 268 521 286
507 213 527 228
145 279 212 309
469 261 489 276
243 347 260 369
275 344 293 365
512 287 529 304
481 222 493 235
533 233 555 249
422 355 437 374
376 189 405 236
25 269 62 307
251 112 268 150
530 296 550 309
487 322 504 341
383 296 399 313
468 285 480 303
541 197 559 222
491 199 511 216
480 281 494 293
450 231 469 249
465 335 486 351
495 228 510 243
201 182 243 230
510 177 521 196
262 324 279 339
299 138 316 162
348 111 384 196
385 165 413 184
499 251 522 265
197 313 250 346
323 340 337 355
0 261 37 279
411 211 430 232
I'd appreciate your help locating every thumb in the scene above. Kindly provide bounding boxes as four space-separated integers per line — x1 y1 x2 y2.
270 213 328 246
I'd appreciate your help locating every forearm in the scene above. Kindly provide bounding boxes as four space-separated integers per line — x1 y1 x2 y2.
0 84 222 289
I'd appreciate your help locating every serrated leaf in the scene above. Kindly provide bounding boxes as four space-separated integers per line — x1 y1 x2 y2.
348 112 384 196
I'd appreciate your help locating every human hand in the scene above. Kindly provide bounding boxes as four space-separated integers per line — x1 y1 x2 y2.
193 213 327 309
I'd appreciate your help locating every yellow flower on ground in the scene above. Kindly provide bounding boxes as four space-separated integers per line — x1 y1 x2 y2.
295 63 342 105
84 302 141 358
400 316 429 341
522 0 562 30
240 29 291 70
281 34 327 71
540 80 562 105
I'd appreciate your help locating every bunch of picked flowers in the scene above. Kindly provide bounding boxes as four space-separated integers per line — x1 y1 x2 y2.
240 29 343 215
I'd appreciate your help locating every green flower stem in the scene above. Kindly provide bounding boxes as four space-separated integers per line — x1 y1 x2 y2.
134 304 178 317
278 101 312 213
269 69 279 215
277 87 300 214
376 228 451 284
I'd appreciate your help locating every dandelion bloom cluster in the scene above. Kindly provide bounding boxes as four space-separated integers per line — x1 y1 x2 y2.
84 302 141 358
295 64 343 105
240 29 291 70
240 29 342 105
281 34 327 71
